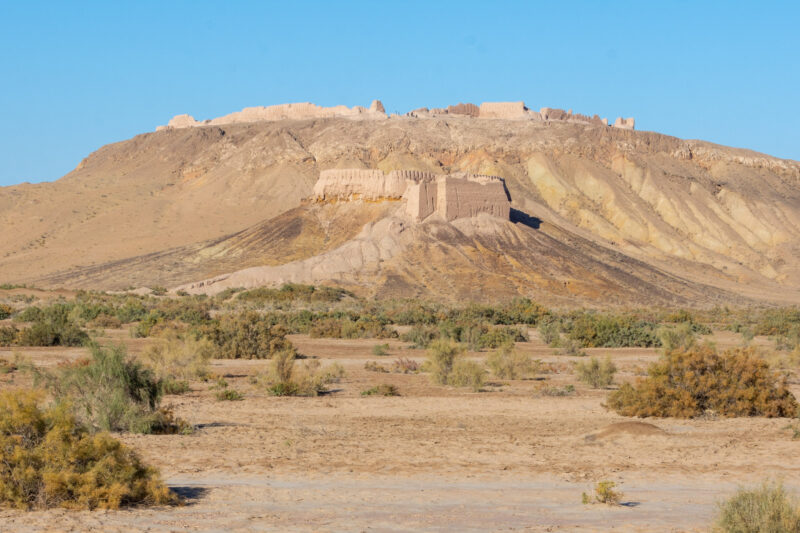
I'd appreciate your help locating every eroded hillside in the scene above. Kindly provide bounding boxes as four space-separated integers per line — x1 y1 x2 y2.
2 109 799 305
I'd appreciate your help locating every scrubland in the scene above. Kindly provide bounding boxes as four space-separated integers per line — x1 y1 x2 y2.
1 284 799 531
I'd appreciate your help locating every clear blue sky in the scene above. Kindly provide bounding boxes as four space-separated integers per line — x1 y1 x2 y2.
1 0 798 186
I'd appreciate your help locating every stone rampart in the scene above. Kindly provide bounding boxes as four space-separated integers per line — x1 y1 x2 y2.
478 101 529 119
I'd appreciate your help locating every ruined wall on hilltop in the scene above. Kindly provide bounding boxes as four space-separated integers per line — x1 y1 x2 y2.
157 100 387 130
478 101 529 119
311 169 412 201
434 174 511 221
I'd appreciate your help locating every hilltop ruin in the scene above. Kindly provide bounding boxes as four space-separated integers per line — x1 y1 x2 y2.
156 100 634 130
310 169 511 222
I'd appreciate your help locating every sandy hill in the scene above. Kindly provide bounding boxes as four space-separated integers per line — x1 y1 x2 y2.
2 104 799 305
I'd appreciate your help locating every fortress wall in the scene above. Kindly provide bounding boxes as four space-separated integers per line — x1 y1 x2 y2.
436 176 510 221
313 169 407 201
404 181 437 220
479 101 529 119
613 117 635 130
388 170 437 183
159 101 387 130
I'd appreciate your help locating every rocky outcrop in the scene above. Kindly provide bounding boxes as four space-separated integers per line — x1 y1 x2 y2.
310 169 510 222
157 101 387 130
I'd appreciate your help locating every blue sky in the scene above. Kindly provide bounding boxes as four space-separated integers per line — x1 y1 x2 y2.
1 1 798 186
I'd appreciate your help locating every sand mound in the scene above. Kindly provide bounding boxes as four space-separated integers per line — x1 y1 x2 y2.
587 421 666 441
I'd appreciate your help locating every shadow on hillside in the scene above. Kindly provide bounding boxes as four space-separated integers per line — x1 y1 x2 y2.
510 208 541 229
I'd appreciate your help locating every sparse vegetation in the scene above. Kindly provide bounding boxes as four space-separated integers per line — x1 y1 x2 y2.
582 481 622 505
715 480 800 533
539 384 576 397
486 343 537 379
372 343 390 356
361 384 399 396
0 390 176 510
141 332 214 382
260 349 345 397
364 360 389 373
607 346 799 418
35 344 185 433
575 356 617 389
392 357 420 374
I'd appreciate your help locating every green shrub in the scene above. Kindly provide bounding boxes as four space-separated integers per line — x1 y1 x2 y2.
607 346 799 418
487 344 537 379
576 356 617 389
372 343 390 356
401 325 439 348
658 323 697 353
141 333 213 381
215 389 243 401
449 360 486 391
538 320 561 346
16 304 88 347
715 480 800 532
0 304 13 320
39 344 177 433
160 379 190 395
0 325 19 346
426 339 463 385
208 312 292 359
566 313 661 348
0 390 176 510
361 384 399 396
559 338 586 357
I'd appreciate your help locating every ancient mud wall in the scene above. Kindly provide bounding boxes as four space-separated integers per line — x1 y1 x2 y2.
157 100 387 130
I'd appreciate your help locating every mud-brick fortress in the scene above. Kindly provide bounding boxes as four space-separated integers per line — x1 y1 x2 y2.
157 100 634 131
310 169 511 222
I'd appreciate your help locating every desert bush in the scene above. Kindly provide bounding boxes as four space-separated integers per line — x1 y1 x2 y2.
215 389 243 401
0 303 13 320
559 338 586 357
449 360 486 391
566 312 660 348
17 304 88 347
150 287 167 296
538 320 561 346
715 480 800 532
361 384 400 397
478 326 528 350
39 344 177 433
207 312 292 359
607 346 799 418
364 361 389 373
487 343 537 379
392 357 420 374
754 308 800 337
401 325 439 348
539 384 576 397
89 314 123 329
262 350 345 397
425 339 464 385
141 333 214 382
575 356 617 389
658 322 697 353
0 390 176 510
237 283 351 305
160 379 190 395
582 481 622 505
372 343 390 356
0 325 19 346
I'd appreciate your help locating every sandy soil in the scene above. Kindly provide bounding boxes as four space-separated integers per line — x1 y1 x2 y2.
1 331 798 531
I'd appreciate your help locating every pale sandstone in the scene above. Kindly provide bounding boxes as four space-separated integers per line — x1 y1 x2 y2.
478 101 529 119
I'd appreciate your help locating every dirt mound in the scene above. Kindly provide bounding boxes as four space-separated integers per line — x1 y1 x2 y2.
587 422 667 441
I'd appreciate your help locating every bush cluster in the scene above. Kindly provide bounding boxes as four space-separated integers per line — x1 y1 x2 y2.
425 340 485 391
715 480 800 532
37 344 184 433
607 346 798 418
258 349 345 396
575 357 617 389
486 344 538 379
0 390 175 510
207 312 292 359
565 312 661 348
